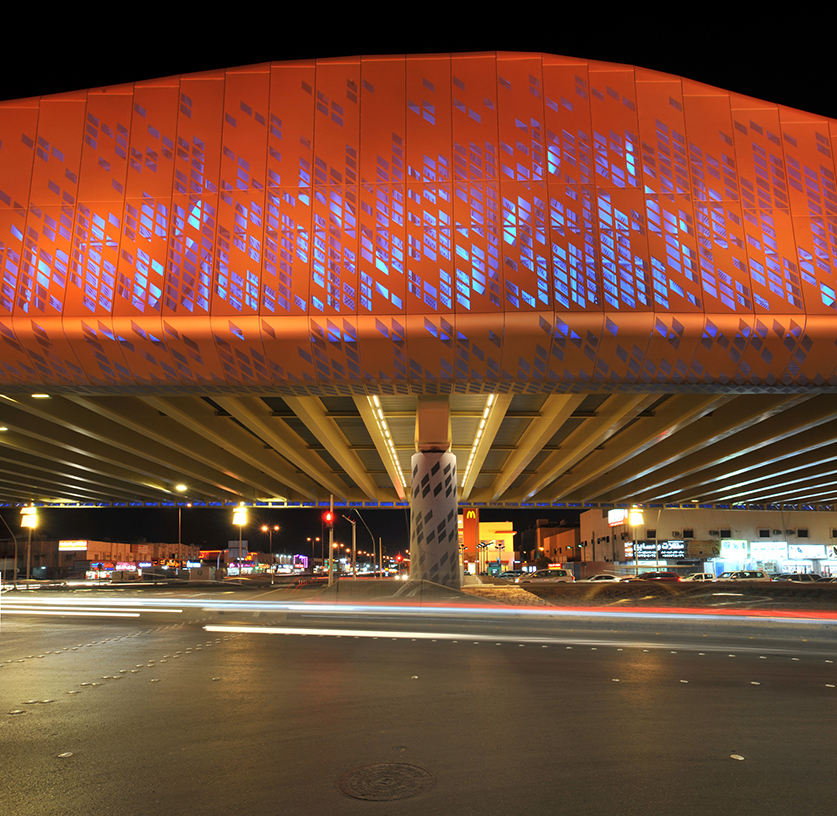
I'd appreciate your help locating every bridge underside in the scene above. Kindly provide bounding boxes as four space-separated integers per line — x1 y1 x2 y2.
2 387 837 511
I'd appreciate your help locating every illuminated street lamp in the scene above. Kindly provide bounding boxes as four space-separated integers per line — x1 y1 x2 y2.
175 485 188 563
629 507 644 576
19 505 37 586
232 504 247 573
261 524 280 585
306 537 320 573
342 514 357 579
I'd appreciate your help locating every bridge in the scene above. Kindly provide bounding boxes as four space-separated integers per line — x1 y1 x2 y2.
1 52 836 584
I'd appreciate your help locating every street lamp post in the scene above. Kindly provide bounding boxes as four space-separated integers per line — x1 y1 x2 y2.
629 507 644 577
20 506 37 585
306 537 320 574
261 524 279 585
342 515 357 578
232 505 247 576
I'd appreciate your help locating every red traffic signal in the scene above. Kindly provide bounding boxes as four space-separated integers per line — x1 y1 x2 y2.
396 554 403 562
324 510 335 527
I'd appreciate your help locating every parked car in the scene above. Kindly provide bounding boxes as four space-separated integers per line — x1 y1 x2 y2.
498 570 526 580
683 572 714 581
636 571 681 582
724 569 772 581
582 574 628 582
786 573 823 582
516 568 574 584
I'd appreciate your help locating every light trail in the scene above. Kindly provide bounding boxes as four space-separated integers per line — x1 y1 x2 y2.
3 594 836 626
203 624 812 654
1 609 140 618
1 605 182 614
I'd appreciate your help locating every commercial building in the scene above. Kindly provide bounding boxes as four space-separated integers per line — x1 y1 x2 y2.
459 513 516 574
0 538 200 579
579 508 837 576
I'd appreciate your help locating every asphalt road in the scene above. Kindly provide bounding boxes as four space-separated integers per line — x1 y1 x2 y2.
1 587 836 816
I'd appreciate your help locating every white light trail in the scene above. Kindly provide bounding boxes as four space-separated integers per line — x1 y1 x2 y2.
202 624 820 654
2 610 140 618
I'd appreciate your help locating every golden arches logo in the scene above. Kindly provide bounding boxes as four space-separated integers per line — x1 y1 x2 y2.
465 510 477 519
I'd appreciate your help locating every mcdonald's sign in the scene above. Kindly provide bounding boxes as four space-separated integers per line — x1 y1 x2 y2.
462 508 479 555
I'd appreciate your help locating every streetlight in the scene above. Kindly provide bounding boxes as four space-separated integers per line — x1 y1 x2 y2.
342 514 357 578
176 484 187 563
20 505 38 586
261 524 279 584
20 505 37 585
629 507 644 577
232 504 247 575
306 537 320 573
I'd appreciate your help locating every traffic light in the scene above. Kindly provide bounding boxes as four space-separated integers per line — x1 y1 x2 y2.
396 554 403 562
324 510 335 528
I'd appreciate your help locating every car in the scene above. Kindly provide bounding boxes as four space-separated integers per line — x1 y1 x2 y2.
636 571 681 582
683 572 714 581
582 573 628 582
516 568 574 584
715 570 772 581
730 570 772 581
786 573 823 582
498 570 526 580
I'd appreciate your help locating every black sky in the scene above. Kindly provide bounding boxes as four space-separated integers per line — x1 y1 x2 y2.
0 10 830 120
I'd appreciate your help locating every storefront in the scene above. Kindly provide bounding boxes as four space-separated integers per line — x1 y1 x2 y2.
715 540 836 576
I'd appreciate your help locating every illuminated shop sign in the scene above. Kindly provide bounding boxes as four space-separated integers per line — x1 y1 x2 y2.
115 562 137 571
608 509 628 527
750 542 787 559
720 540 748 557
59 540 88 551
787 544 826 559
658 540 687 559
625 540 687 560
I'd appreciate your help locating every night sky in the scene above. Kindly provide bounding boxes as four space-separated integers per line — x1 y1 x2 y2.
0 11 824 549
0 10 828 118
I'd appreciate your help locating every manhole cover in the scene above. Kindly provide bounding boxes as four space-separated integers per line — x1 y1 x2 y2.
337 763 433 801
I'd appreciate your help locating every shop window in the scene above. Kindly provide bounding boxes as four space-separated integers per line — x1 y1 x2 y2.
797 528 809 538
646 529 657 539
683 529 694 539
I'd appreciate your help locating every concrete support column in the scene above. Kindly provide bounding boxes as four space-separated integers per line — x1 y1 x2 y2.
408 396 460 588
409 450 459 588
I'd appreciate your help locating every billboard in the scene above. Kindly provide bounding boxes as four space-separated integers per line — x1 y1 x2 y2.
59 540 88 552
461 508 479 556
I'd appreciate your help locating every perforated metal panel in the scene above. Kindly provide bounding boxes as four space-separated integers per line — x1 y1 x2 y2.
1 53 836 394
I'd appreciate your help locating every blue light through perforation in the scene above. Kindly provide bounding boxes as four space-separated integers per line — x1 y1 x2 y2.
71 206 121 313
168 199 213 313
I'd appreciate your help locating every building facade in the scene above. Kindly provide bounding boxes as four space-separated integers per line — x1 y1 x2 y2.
580 508 837 575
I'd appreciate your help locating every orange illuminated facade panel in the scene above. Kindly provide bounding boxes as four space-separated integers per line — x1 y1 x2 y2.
0 52 835 394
